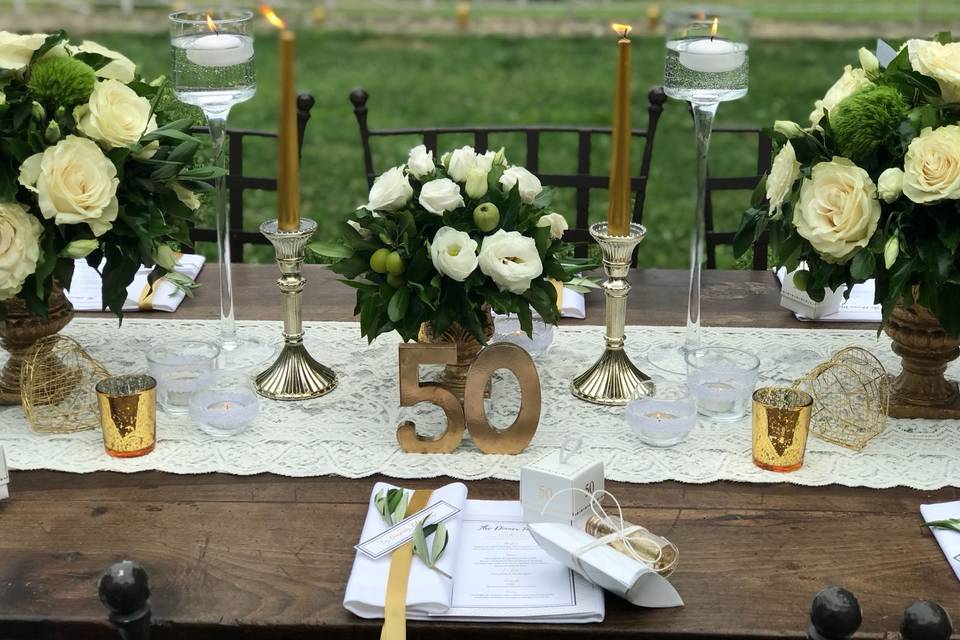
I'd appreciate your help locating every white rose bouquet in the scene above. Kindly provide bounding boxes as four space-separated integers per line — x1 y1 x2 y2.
735 33 960 334
0 30 218 319
312 144 593 342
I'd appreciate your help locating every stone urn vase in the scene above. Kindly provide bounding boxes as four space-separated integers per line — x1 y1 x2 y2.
418 307 495 402
883 301 960 419
0 286 75 406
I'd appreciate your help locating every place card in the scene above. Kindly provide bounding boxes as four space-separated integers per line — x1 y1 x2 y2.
355 500 460 560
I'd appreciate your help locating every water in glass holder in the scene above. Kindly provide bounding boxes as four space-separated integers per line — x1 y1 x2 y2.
189 369 260 437
146 341 220 415
685 346 759 421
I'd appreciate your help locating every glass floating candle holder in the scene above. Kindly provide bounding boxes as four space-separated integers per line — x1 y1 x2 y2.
146 341 220 415
189 370 260 437
96 374 157 458
626 396 697 447
492 315 555 358
752 386 813 473
685 346 759 421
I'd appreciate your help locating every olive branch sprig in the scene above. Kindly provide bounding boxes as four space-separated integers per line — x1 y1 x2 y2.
374 488 409 526
924 518 960 533
413 519 452 580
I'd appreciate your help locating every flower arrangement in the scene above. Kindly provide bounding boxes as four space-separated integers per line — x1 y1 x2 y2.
313 144 591 342
0 30 216 320
734 34 960 333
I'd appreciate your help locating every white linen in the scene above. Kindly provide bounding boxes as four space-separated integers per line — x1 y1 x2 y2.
66 255 205 312
775 268 881 322
919 501 960 583
559 287 585 319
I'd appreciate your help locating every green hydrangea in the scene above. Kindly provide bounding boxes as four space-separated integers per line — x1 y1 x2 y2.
27 56 97 109
832 85 909 165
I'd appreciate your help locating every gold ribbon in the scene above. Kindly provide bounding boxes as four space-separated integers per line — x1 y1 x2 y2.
550 278 564 312
380 489 433 640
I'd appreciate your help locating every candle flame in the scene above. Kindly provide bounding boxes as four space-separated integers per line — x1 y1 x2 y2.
205 12 218 33
709 16 719 38
611 23 632 38
259 4 286 29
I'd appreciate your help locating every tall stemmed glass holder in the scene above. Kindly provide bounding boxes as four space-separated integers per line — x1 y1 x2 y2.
571 222 654 405
254 219 337 401
685 102 717 352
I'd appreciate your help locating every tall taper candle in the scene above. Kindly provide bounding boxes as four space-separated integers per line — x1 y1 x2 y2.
607 24 632 237
277 29 300 231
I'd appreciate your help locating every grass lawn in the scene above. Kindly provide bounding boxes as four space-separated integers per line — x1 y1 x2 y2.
89 30 870 268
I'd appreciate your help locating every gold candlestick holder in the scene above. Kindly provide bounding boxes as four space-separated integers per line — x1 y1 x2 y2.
255 219 338 401
571 222 653 405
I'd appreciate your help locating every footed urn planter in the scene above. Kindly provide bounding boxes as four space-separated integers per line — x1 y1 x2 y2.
418 307 495 403
884 302 960 419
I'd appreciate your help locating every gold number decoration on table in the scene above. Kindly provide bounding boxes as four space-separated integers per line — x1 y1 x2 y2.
396 343 541 454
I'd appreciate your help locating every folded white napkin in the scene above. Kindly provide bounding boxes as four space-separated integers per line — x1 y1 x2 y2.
919 501 960 583
775 268 881 322
343 481 469 619
0 445 8 501
559 287 586 319
66 255 205 312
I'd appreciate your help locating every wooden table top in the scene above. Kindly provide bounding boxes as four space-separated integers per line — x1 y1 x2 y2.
1 265 956 640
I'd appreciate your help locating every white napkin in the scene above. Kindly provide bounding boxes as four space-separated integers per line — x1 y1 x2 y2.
66 255 205 312
559 287 586 319
919 500 960 583
343 481 469 619
775 268 881 322
0 445 8 501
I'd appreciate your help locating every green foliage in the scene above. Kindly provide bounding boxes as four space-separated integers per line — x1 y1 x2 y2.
26 56 97 109
832 85 908 166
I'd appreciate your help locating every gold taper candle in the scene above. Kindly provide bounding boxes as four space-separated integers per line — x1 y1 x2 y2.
277 28 300 231
607 23 632 237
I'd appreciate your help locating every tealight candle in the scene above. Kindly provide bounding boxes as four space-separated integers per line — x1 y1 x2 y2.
189 385 259 437
185 33 254 67
626 397 697 447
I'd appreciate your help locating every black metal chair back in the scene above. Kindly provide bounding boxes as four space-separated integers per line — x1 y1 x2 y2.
349 86 667 258
188 92 316 263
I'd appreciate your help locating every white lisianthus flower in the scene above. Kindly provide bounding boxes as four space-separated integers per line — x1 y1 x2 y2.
902 126 960 204
809 65 873 128
464 167 489 199
499 166 543 204
858 47 879 74
0 31 48 71
536 212 568 240
773 120 805 138
0 91 6 106
363 166 413 212
0 202 43 301
347 219 372 239
907 39 960 104
877 167 905 204
68 40 136 83
62 238 99 259
75 79 158 151
154 244 178 270
406 144 435 179
447 146 480 182
478 229 543 294
766 141 801 216
18 135 119 236
793 157 881 264
171 183 201 211
419 178 464 215
430 227 479 282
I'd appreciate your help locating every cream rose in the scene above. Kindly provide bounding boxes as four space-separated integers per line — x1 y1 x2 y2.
430 227 478 282
902 126 960 203
809 65 872 128
766 141 801 216
18 135 119 236
478 229 543 294
0 31 48 71
68 40 136 83
793 157 881 264
406 144 435 179
363 166 413 212
76 79 158 150
499 166 543 204
419 178 464 215
536 212 568 240
877 167 905 203
0 202 43 301
907 39 960 104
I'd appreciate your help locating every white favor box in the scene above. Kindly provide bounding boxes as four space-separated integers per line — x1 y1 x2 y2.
520 449 604 524
780 269 843 319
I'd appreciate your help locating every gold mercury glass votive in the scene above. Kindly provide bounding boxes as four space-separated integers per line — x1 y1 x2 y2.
751 387 814 472
96 374 157 458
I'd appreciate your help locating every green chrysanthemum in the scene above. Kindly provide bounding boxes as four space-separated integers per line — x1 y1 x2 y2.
832 85 909 165
27 56 97 109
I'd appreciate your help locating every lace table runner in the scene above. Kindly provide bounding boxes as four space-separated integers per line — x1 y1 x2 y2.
1 318 958 489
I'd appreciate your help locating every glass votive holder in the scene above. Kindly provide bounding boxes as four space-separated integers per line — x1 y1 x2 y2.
95 374 157 458
188 370 260 437
751 386 814 472
685 346 760 421
492 315 555 358
146 341 220 415
626 381 697 447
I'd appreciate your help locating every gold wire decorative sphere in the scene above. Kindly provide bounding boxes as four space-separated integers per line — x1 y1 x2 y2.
19 335 110 434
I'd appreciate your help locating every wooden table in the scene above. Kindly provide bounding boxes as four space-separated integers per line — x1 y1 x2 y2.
1 266 956 640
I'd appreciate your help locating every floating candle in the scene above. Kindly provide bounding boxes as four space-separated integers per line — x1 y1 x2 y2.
677 38 746 73
185 33 254 68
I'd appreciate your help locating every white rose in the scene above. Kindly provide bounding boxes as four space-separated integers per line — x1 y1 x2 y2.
406 144 435 179
430 227 478 282
858 47 879 74
0 202 43 301
171 182 201 210
418 178 464 215
18 135 119 236
478 229 543 294
363 166 413 212
902 125 960 203
536 212 568 240
766 141 801 216
774 120 805 138
75 79 158 150
793 157 881 264
907 39 960 104
499 166 543 204
0 31 48 71
877 167 905 203
68 40 136 83
464 167 488 199
809 65 872 128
